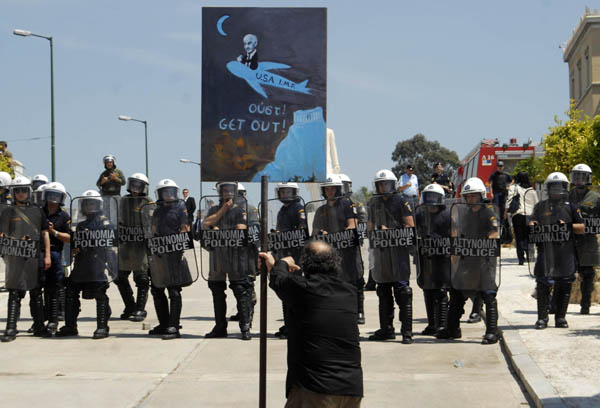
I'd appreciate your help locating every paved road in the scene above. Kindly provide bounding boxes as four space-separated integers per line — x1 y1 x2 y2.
0 249 530 407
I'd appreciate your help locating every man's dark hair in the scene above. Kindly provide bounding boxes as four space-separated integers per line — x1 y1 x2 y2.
515 171 531 188
299 240 341 276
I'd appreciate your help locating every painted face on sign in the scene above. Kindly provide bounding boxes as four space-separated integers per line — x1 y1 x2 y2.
243 34 258 54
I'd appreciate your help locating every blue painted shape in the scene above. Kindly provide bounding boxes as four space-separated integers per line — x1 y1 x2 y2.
226 61 311 98
252 107 326 182
217 15 229 36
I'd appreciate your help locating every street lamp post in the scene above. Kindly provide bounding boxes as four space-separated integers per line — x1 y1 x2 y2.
119 115 148 177
13 29 56 181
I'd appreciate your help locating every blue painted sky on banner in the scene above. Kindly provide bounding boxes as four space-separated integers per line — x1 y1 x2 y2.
0 0 590 203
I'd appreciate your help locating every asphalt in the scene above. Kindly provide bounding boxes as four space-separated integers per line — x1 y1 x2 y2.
0 248 539 407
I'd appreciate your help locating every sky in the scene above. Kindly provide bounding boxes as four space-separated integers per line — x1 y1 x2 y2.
0 0 593 205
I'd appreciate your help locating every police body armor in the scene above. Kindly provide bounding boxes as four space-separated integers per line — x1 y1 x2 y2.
266 197 308 263
118 196 153 271
306 197 363 283
570 186 600 267
0 204 43 290
200 195 249 282
415 203 452 290
367 193 414 283
143 199 198 288
69 196 119 283
526 192 579 278
450 202 500 291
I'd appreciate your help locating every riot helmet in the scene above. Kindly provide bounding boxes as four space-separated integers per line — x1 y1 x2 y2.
545 172 569 201
570 163 592 188
373 169 397 195
43 182 67 206
0 171 11 197
275 182 299 203
155 179 180 203
33 184 49 206
216 182 238 202
461 177 486 203
237 182 247 198
320 174 343 199
103 154 116 169
339 173 353 195
421 183 445 205
10 176 32 204
31 174 49 192
126 172 149 195
80 189 103 216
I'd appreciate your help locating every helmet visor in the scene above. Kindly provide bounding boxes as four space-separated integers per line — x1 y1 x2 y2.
45 191 65 205
570 171 590 186
80 198 102 215
158 186 179 202
32 180 46 191
128 179 147 194
277 187 297 202
375 180 395 195
422 191 443 205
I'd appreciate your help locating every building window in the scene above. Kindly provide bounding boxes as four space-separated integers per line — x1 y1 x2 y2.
577 59 582 99
585 47 590 88
570 72 575 100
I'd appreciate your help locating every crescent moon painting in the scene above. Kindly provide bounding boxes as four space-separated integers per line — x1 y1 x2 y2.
217 15 230 36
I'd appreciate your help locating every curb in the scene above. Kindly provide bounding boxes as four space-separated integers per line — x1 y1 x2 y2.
498 314 567 408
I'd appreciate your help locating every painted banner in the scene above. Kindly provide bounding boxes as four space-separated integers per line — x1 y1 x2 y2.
202 7 327 182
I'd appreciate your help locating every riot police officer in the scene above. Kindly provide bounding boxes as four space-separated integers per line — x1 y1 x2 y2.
569 164 600 315
367 170 414 344
115 173 152 321
437 177 501 344
41 182 71 335
32 174 49 206
57 190 117 339
1 176 52 342
96 155 126 196
340 173 367 324
271 182 306 338
203 182 252 340
147 179 192 340
415 184 451 336
530 172 585 329
0 171 12 204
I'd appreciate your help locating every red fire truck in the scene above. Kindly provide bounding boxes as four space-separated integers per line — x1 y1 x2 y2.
452 138 539 198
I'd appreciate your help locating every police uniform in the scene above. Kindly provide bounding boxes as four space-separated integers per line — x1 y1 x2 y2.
530 199 583 328
367 194 414 342
570 188 600 313
205 200 253 339
1 204 51 341
416 206 451 335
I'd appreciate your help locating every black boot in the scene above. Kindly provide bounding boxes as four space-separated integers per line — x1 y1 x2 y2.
555 282 572 328
467 294 482 323
30 289 51 337
130 276 149 322
369 285 395 341
206 282 228 338
580 269 594 315
437 290 449 334
232 283 252 341
1 292 21 342
421 290 437 335
548 287 557 315
535 284 550 330
274 302 288 339
357 281 365 325
93 296 111 339
396 286 413 344
57 286 66 321
482 293 499 344
46 288 59 335
162 289 182 340
115 277 136 320
56 289 80 337
437 290 463 339
149 287 170 335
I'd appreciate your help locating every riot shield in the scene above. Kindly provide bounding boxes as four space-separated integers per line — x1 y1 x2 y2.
306 197 364 283
69 196 118 283
367 193 415 283
526 194 578 279
263 197 308 263
571 186 600 267
199 195 250 283
450 202 500 291
0 204 43 291
143 199 199 288
414 204 452 290
118 196 153 271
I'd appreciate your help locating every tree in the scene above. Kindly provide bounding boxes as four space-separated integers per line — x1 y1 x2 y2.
391 133 460 188
541 105 600 183
0 156 14 177
351 185 372 206
512 156 545 184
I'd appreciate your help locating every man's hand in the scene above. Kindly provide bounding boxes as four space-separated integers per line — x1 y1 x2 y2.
223 199 233 211
258 252 275 273
109 172 119 181
100 176 108 185
280 256 301 273
48 221 56 236
237 55 243 63
44 254 51 270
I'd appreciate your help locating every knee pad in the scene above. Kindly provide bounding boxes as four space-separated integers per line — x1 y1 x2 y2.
399 286 412 296
133 272 150 287
481 291 497 303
